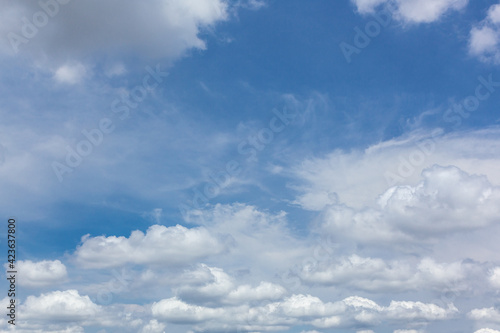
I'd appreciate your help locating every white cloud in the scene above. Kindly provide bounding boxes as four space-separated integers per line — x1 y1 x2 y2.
489 267 500 288
386 300 457 321
469 2 500 64
21 290 99 322
474 329 500 333
14 259 67 287
292 129 500 211
290 128 500 243
175 264 286 306
184 203 310 276
139 319 166 333
316 164 500 243
151 293 454 331
299 255 470 292
54 62 88 84
74 224 227 268
469 307 500 323
351 0 468 23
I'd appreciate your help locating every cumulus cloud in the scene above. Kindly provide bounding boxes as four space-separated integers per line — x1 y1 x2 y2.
469 307 500 323
151 293 455 331
351 0 468 23
474 329 500 333
184 203 309 276
14 259 67 287
21 290 99 322
469 2 500 64
316 164 500 243
292 129 500 211
74 224 228 269
291 129 500 243
139 319 166 333
299 255 470 292
175 264 286 306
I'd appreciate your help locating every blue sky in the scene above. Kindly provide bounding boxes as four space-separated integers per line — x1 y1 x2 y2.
1 0 500 332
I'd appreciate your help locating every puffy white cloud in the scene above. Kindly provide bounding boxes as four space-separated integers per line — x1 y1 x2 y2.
14 259 67 287
386 300 457 321
474 329 500 333
74 224 227 268
469 307 500 323
185 203 310 276
351 0 468 23
292 129 500 211
379 165 500 235
296 148 500 242
316 164 500 243
226 281 287 304
299 255 469 292
21 290 99 322
139 319 166 333
175 264 286 306
152 297 224 323
152 293 454 331
469 2 500 64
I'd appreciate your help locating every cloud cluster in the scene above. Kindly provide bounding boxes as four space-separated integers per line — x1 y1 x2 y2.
74 224 228 268
299 255 471 292
315 164 500 244
351 0 468 23
0 0 230 84
152 293 456 331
